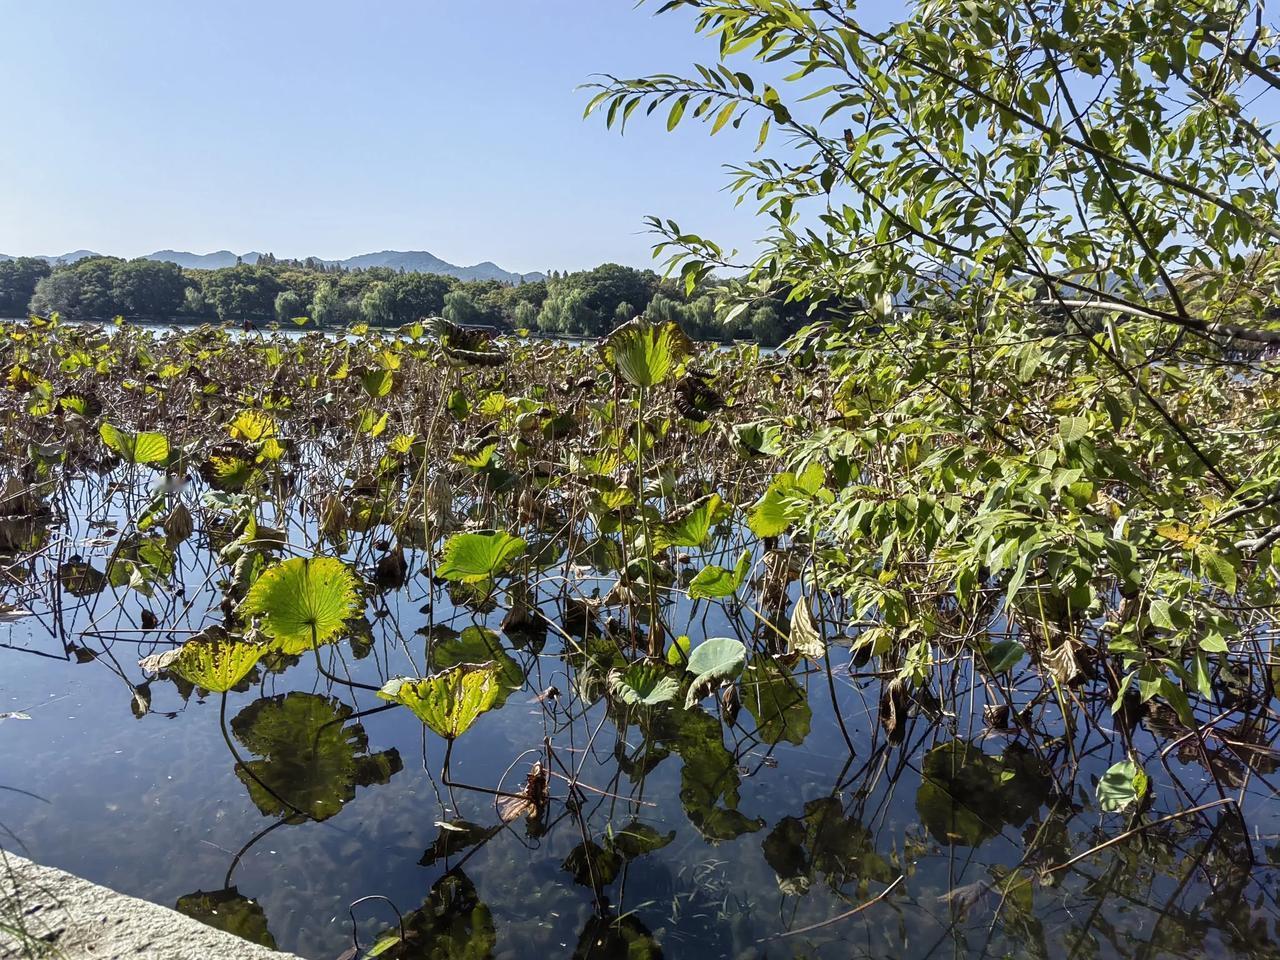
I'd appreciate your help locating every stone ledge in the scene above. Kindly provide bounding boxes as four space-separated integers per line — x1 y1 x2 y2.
0 851 305 960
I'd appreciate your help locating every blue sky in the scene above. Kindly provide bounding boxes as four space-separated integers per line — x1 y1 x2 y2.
0 1 781 273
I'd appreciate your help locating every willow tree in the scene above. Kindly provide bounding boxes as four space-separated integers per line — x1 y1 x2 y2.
589 2 1280 733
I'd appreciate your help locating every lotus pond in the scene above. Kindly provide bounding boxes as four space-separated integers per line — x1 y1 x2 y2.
1 317 1278 959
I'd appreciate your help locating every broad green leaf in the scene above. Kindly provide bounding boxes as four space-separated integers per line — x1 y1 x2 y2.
1097 759 1148 813
168 634 265 693
240 556 362 653
656 493 727 549
100 422 170 465
688 549 751 600
683 636 747 708
378 663 503 739
603 319 693 387
436 531 526 583
983 639 1026 675
608 662 680 707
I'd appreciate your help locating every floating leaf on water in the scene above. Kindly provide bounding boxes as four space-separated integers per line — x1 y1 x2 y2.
167 634 266 694
377 663 503 740
607 662 680 707
1097 759 1149 813
240 556 362 654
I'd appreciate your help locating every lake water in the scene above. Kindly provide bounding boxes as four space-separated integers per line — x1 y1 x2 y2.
0 323 1277 959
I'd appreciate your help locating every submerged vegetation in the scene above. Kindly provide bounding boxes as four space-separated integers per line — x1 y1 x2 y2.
5 0 1280 957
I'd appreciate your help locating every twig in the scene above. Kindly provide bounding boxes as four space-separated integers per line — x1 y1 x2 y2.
757 874 904 942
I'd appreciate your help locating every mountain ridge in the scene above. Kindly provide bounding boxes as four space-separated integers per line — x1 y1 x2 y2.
0 249 545 283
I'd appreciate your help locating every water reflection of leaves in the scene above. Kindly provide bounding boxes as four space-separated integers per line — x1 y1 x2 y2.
418 820 501 868
916 740 1052 847
740 655 811 746
762 796 894 896
174 887 275 949
562 821 676 887
675 707 764 842
366 869 496 960
230 692 402 823
572 911 663 959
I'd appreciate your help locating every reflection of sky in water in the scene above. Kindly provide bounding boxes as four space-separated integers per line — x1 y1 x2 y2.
4 534 1280 958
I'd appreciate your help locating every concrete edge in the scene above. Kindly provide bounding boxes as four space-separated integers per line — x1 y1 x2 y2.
0 850 307 959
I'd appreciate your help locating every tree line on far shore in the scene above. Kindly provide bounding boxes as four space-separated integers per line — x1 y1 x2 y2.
0 254 809 345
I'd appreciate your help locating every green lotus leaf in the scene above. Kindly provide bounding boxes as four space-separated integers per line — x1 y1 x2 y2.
168 635 265 693
603 318 692 387
1097 759 1148 813
655 493 729 550
436 531 526 584
688 549 751 600
683 636 747 708
608 662 680 707
100 421 170 465
240 556 362 653
378 663 503 739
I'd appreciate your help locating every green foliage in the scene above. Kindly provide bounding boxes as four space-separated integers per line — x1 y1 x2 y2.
603 318 693 387
608 662 680 707
436 531 526 584
378 664 504 739
588 0 1280 732
1097 759 1149 813
168 634 265 693
99 422 170 465
683 636 746 708
240 556 362 653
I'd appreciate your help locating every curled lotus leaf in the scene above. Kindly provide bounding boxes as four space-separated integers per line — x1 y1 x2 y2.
378 663 503 740
167 634 266 693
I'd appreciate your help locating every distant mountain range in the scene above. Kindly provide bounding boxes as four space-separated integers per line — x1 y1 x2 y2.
0 249 545 284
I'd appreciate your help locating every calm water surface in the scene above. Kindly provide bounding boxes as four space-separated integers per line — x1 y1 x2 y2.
1 463 1278 959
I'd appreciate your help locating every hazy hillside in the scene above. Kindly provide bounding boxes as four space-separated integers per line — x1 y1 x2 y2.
1 248 544 283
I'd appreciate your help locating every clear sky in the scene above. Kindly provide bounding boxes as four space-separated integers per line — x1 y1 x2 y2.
0 1 779 273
